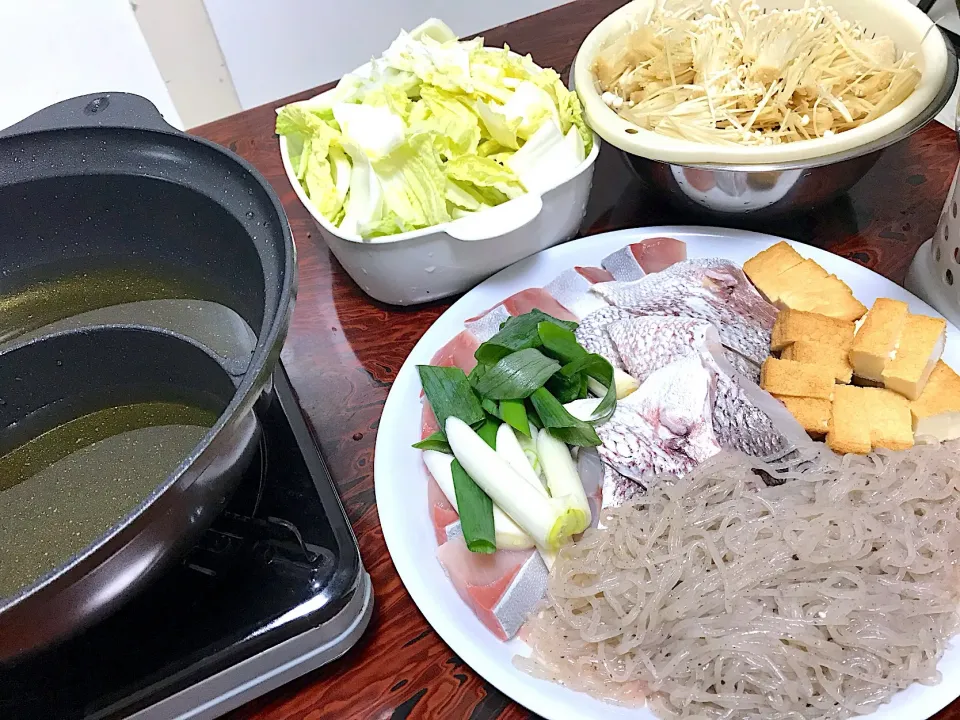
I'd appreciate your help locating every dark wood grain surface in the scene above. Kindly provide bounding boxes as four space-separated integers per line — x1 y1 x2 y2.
192 1 960 717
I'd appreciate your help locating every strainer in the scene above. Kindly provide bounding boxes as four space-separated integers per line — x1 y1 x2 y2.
905 158 960 326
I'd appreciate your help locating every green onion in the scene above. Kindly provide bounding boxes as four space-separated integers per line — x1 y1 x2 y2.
561 354 617 422
417 365 485 431
481 397 501 419
451 459 496 553
537 321 587 364
476 416 500 448
546 370 583 404
412 431 451 453
529 386 601 447
500 398 530 437
472 348 561 400
475 310 578 365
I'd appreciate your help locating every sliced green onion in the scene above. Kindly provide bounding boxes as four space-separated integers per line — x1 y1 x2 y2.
529 386 601 447
475 310 578 365
418 365 485 431
500 398 530 437
481 397 501 419
561 354 617 423
472 348 560 400
546 369 583 404
412 431 451 453
451 459 496 553
537 321 587 364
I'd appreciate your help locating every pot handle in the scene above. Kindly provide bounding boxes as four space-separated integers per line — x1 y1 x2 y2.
0 92 177 139
446 193 544 242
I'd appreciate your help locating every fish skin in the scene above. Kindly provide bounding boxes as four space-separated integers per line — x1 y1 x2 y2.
606 315 806 461
600 464 644 517
573 306 635 370
592 259 778 366
605 315 757 384
544 268 609 320
601 245 647 282
596 355 721 489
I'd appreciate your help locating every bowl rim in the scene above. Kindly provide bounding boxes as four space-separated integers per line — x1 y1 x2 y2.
573 0 956 166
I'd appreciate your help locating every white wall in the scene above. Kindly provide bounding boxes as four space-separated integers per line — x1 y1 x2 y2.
132 0 241 128
202 0 568 109
0 0 181 130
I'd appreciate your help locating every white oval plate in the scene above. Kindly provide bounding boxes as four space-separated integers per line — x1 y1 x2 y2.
374 226 960 720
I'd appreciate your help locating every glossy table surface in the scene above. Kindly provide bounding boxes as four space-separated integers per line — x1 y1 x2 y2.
192 1 960 717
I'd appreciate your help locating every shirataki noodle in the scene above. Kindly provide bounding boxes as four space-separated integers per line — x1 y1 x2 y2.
517 444 960 719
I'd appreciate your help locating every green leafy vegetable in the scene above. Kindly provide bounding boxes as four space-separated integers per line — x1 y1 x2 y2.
452 459 496 553
561 354 617 423
412 431 451 453
529 387 601 447
481 397 501 419
473 348 561 400
538 321 587 364
475 310 578 365
417 365 485 431
275 25 590 240
500 399 530 437
546 371 583 404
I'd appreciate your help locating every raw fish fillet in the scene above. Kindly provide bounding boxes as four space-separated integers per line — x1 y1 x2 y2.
573 306 636 370
606 316 807 460
464 288 577 341
436 540 548 641
593 259 777 366
575 266 614 284
544 269 610 320
427 469 459 545
429 330 481 374
601 464 644 512
601 237 687 280
595 355 721 487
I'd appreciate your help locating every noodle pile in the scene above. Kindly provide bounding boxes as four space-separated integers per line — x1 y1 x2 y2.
519 445 960 718
592 0 921 145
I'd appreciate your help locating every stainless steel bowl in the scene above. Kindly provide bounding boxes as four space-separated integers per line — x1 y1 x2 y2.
616 33 958 220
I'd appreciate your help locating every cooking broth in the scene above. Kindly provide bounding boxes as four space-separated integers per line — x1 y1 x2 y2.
0 265 258 374
0 402 218 599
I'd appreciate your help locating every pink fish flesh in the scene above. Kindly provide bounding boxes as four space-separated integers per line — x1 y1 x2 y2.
593 259 777 366
575 266 614 284
601 237 687 281
427 467 459 545
464 288 577 341
605 315 808 460
595 355 721 488
428 330 481 373
436 540 548 641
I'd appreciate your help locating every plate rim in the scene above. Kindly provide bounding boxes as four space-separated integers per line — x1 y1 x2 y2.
374 225 960 720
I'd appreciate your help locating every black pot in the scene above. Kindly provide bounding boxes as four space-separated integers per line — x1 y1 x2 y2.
0 93 296 661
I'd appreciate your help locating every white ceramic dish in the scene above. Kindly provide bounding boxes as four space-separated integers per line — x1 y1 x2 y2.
278 21 601 307
375 225 960 720
573 0 949 164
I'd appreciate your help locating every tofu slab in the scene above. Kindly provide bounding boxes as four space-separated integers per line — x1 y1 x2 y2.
782 340 853 384
771 309 855 353
881 314 947 400
743 241 804 303
775 395 831 436
911 360 960 441
849 298 909 382
760 357 835 400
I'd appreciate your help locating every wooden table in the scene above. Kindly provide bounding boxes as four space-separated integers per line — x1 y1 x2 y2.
193 1 960 717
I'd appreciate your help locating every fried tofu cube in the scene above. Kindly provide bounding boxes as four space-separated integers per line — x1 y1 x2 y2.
743 241 805 302
760 358 835 400
775 395 831 436
827 385 872 454
911 360 960 441
827 386 913 454
781 340 854 384
770 309 855 353
849 298 909 382
881 314 947 400
867 388 914 451
777 274 867 322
